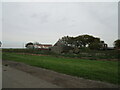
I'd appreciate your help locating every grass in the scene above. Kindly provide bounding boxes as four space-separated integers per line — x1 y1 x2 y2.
2 48 119 60
2 52 119 84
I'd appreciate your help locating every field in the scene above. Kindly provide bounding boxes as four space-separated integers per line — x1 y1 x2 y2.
2 48 119 60
2 52 119 84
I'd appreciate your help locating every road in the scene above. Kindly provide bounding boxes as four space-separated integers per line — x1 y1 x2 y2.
2 66 61 88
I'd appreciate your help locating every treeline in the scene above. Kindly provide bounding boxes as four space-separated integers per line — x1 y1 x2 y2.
52 35 107 54
55 34 107 50
50 34 120 54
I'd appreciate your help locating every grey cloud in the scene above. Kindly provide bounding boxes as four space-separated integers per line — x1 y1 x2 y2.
31 13 50 24
2 2 118 48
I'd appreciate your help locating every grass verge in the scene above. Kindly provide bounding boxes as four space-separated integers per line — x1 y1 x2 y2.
2 52 119 84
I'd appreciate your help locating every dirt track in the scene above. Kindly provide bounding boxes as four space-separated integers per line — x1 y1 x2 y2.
3 60 119 88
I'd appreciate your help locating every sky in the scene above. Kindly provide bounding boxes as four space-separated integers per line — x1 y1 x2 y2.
2 2 118 48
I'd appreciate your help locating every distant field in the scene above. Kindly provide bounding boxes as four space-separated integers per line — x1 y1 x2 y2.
2 52 119 84
2 48 119 60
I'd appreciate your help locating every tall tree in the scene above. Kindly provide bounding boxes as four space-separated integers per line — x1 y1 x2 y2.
25 42 34 49
33 42 39 45
75 35 100 48
89 42 101 50
114 39 120 48
54 34 106 51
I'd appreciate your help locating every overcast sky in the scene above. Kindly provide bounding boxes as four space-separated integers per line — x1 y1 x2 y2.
2 2 118 48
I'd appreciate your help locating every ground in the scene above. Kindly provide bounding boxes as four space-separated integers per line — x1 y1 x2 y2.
2 60 118 88
3 52 118 84
2 65 60 88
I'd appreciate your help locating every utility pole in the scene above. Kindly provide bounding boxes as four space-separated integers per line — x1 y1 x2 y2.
23 42 24 49
0 41 2 47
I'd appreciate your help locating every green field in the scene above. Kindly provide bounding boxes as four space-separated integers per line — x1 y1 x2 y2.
2 48 119 59
2 52 119 84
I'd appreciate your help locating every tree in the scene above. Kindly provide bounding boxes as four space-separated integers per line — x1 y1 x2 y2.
114 39 120 48
75 35 100 48
53 34 107 53
33 42 40 49
89 42 101 50
33 42 39 45
25 42 34 49
58 34 101 49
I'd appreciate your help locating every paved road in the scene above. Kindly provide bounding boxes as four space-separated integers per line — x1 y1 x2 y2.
2 66 61 88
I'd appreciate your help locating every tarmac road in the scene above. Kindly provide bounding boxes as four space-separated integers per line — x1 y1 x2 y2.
2 66 61 88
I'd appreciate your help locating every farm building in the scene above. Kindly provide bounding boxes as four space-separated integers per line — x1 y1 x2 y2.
34 44 52 50
26 43 52 50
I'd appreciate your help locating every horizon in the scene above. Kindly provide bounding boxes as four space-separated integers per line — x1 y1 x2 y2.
1 34 118 48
